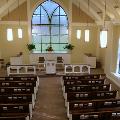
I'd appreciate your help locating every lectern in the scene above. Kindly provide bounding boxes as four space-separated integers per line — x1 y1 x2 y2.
45 60 56 74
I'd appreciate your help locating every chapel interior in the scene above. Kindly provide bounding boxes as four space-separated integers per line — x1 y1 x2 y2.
0 0 120 120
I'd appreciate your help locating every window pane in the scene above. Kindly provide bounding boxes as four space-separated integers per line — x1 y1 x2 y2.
51 26 59 35
59 44 67 51
42 44 49 51
60 16 67 25
60 27 68 35
60 7 66 15
42 36 50 43
40 26 50 35
32 16 40 24
34 6 40 14
35 43 41 51
32 35 41 43
41 16 49 24
32 26 41 34
41 7 49 24
42 1 58 16
60 35 68 43
51 36 59 43
53 7 59 15
51 16 59 24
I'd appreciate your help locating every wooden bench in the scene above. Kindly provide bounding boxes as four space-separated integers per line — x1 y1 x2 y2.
0 80 38 99
65 90 117 107
62 74 106 80
0 115 29 120
63 84 110 99
67 98 120 118
0 76 39 92
70 109 120 120
0 76 39 95
0 103 32 120
62 79 105 93
0 94 35 109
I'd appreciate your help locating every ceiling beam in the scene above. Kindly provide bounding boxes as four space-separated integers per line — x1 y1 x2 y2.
0 0 16 15
100 0 120 20
91 0 115 20
73 0 102 22
0 0 26 19
79 0 102 22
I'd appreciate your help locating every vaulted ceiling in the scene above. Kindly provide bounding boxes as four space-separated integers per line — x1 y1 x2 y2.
0 0 120 24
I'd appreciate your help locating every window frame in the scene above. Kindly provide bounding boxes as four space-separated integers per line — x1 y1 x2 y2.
31 0 69 53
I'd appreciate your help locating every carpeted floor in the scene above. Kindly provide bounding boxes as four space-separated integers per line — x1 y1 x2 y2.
32 76 67 120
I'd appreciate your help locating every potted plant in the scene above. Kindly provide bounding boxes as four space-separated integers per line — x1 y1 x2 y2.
46 45 54 52
27 43 36 52
64 44 74 51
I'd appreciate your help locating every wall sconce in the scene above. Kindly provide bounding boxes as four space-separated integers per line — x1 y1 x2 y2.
17 0 23 39
100 30 107 48
18 28 22 38
77 30 81 39
85 29 90 42
7 28 13 41
6 0 13 41
100 0 108 48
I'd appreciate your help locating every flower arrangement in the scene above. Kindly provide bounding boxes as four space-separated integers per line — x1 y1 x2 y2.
27 44 35 51
46 45 54 52
64 44 74 50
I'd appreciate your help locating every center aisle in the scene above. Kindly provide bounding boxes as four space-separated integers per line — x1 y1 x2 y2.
32 76 67 120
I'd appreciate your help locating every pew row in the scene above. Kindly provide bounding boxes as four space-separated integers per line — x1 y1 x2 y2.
0 103 32 120
67 98 120 118
65 90 118 107
63 84 111 99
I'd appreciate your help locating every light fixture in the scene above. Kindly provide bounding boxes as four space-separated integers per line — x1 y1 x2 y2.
7 28 13 41
17 0 23 39
77 30 81 39
85 0 90 42
18 28 22 38
7 0 13 41
76 1 81 40
85 29 90 42
100 0 108 48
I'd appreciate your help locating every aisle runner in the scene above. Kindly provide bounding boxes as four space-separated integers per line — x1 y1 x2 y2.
32 76 67 120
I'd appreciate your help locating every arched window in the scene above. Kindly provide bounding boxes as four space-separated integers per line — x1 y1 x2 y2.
32 0 69 53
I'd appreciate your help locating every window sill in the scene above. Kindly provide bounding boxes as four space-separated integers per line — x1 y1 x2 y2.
112 72 120 78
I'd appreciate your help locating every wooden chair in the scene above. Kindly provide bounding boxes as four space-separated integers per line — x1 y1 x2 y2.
38 57 45 63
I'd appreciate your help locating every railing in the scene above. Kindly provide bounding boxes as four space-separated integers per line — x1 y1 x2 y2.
64 64 90 74
7 65 36 76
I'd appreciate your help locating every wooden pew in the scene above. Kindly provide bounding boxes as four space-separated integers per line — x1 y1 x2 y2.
65 90 117 107
0 80 38 100
70 109 120 120
62 74 106 80
0 116 29 120
0 94 35 109
63 84 110 99
0 76 39 92
61 74 106 87
67 98 120 118
0 103 32 120
62 79 105 91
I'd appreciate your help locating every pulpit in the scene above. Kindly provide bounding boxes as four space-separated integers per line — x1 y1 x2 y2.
45 60 56 74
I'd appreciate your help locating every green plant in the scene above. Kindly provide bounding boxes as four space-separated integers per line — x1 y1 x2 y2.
64 44 74 50
27 44 35 51
46 45 54 52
